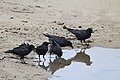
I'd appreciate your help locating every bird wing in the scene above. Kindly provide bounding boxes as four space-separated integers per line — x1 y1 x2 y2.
59 37 69 45
67 28 81 36
12 46 29 55
44 34 65 46
76 30 91 39
67 28 89 39
52 41 62 53
36 45 48 52
43 33 55 38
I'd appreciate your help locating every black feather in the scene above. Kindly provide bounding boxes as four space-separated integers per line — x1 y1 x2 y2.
4 43 35 63
49 39 63 58
43 33 73 48
65 27 93 43
35 42 49 63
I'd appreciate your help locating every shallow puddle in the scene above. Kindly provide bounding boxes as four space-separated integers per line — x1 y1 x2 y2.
34 47 120 80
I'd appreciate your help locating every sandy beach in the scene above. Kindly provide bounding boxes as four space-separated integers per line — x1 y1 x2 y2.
0 0 120 80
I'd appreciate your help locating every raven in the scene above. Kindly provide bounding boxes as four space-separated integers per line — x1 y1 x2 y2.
64 27 94 44
4 43 35 63
43 33 73 48
34 42 49 64
49 39 63 58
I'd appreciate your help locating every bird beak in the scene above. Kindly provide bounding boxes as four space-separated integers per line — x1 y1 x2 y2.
48 42 50 44
33 49 36 52
92 30 94 33
90 28 94 33
93 29 98 33
71 46 74 49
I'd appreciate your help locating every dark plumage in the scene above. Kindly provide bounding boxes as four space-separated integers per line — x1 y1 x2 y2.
34 42 49 63
43 33 73 48
64 27 94 44
19 43 29 47
4 43 35 63
49 39 63 58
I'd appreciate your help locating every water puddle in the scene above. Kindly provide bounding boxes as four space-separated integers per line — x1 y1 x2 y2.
33 47 120 80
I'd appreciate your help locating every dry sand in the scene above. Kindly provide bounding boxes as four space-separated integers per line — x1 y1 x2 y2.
0 0 120 80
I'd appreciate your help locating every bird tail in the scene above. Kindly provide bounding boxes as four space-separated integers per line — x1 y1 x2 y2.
63 26 69 29
43 33 49 37
4 50 13 53
63 26 76 34
63 26 73 31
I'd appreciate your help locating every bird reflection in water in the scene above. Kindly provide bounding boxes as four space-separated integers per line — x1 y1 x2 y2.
71 49 92 66
37 48 92 74
48 58 72 74
38 61 49 71
37 58 72 74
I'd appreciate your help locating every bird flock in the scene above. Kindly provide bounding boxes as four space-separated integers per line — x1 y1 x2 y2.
4 27 94 64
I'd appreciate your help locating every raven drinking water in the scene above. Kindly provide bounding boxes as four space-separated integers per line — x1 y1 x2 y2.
43 33 73 48
49 39 63 58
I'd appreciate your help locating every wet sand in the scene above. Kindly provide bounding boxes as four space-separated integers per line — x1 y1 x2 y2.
0 0 120 80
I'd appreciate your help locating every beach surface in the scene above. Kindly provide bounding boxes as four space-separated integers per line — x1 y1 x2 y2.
0 0 120 80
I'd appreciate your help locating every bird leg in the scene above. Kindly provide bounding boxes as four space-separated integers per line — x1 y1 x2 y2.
80 48 86 52
43 55 46 61
83 40 90 46
80 40 83 44
49 52 52 58
49 52 55 58
22 59 25 64
80 40 85 45
20 58 25 64
83 40 87 44
55 55 59 59
38 55 41 65
49 53 54 61
19 56 26 64
55 56 58 59
84 40 90 47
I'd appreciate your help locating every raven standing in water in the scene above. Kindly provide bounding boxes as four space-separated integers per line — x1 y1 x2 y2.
49 39 63 58
4 43 35 63
34 42 49 64
43 33 73 48
64 27 94 44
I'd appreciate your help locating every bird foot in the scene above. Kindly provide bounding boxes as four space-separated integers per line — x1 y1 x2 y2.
21 61 28 64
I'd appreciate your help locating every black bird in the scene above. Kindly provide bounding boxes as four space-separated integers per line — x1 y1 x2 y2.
34 42 49 64
43 33 73 48
49 39 63 58
64 27 94 44
4 43 35 63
